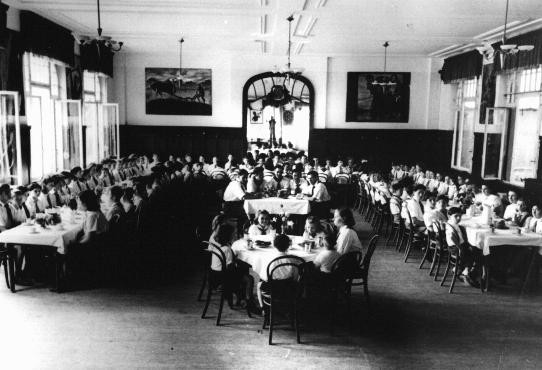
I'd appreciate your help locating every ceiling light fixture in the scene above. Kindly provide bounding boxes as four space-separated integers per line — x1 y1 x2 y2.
373 41 396 86
272 15 304 89
476 0 533 63
72 0 123 52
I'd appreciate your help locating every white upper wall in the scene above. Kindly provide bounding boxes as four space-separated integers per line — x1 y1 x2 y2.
114 50 443 130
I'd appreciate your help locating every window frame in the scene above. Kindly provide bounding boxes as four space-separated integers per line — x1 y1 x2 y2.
480 107 509 180
451 78 479 173
498 66 542 187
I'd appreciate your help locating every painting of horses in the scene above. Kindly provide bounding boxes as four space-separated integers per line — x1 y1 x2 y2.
145 68 212 115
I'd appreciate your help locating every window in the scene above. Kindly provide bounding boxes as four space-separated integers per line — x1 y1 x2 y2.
0 92 23 184
481 108 509 179
82 71 117 163
24 52 80 180
451 78 478 172
502 66 542 186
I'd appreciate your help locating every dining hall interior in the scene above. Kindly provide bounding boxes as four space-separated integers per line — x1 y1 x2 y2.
1 0 542 368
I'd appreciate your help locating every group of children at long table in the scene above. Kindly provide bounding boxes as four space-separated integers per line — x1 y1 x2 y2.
2 150 369 289
363 163 536 287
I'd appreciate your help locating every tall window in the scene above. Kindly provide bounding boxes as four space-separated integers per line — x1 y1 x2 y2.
23 53 71 180
82 71 118 164
451 78 478 172
504 66 542 186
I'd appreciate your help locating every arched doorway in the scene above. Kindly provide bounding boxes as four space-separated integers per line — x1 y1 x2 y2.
242 72 314 153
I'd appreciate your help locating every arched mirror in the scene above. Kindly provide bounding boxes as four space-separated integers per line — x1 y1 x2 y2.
242 72 314 153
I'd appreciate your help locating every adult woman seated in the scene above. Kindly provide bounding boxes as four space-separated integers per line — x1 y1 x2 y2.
77 190 109 245
333 208 362 254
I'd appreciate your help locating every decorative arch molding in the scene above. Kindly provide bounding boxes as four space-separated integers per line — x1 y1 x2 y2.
242 72 314 150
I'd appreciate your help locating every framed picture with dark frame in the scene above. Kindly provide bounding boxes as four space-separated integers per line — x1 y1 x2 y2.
345 72 410 122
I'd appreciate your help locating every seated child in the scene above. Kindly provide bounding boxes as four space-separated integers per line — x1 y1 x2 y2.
302 216 327 241
257 234 297 308
313 234 340 274
446 207 482 288
248 210 276 237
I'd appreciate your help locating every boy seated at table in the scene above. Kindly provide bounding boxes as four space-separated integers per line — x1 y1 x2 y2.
526 204 542 233
313 234 340 274
302 216 326 241
257 234 298 308
389 182 403 224
445 207 482 288
11 186 31 223
25 182 46 216
248 210 276 238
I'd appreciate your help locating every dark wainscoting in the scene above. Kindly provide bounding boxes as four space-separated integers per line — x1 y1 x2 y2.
119 125 246 160
309 128 454 173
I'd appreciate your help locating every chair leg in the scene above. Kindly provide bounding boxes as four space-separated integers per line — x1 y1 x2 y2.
197 269 208 301
386 226 394 246
294 303 301 344
262 308 268 330
201 278 213 319
419 240 432 269
216 290 225 326
440 259 451 286
449 264 459 294
429 249 438 276
2 257 10 290
434 252 444 281
363 281 371 312
268 303 274 345
8 251 15 293
403 235 413 262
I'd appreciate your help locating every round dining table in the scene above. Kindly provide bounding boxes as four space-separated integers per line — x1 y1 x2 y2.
231 235 319 280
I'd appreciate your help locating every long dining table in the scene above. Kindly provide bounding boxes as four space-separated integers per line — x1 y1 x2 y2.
459 215 542 292
0 208 85 292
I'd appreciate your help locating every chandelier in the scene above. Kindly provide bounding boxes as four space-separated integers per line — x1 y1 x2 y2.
476 0 533 62
272 15 304 89
372 41 396 86
72 0 123 52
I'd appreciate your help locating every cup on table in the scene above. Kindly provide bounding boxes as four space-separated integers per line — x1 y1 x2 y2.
246 239 254 250
31 226 37 233
516 227 522 235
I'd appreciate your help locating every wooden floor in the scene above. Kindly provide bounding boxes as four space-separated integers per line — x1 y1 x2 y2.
2 216 542 369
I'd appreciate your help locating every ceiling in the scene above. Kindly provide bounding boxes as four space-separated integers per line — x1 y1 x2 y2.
5 0 542 57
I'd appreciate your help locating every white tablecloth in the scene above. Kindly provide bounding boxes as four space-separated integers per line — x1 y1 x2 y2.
232 236 318 280
0 218 84 255
460 216 542 256
243 197 310 215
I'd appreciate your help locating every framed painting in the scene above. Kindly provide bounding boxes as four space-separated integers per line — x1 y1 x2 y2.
345 72 410 122
145 68 212 115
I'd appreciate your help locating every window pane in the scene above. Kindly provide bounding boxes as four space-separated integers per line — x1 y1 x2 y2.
83 103 98 164
453 112 461 167
0 93 20 184
29 54 50 85
460 109 475 170
509 96 540 184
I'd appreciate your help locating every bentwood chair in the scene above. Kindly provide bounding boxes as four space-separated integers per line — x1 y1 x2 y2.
429 221 448 280
403 209 426 263
197 240 211 302
201 244 228 326
330 235 379 319
0 243 15 292
419 221 441 270
261 255 305 345
439 226 463 294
